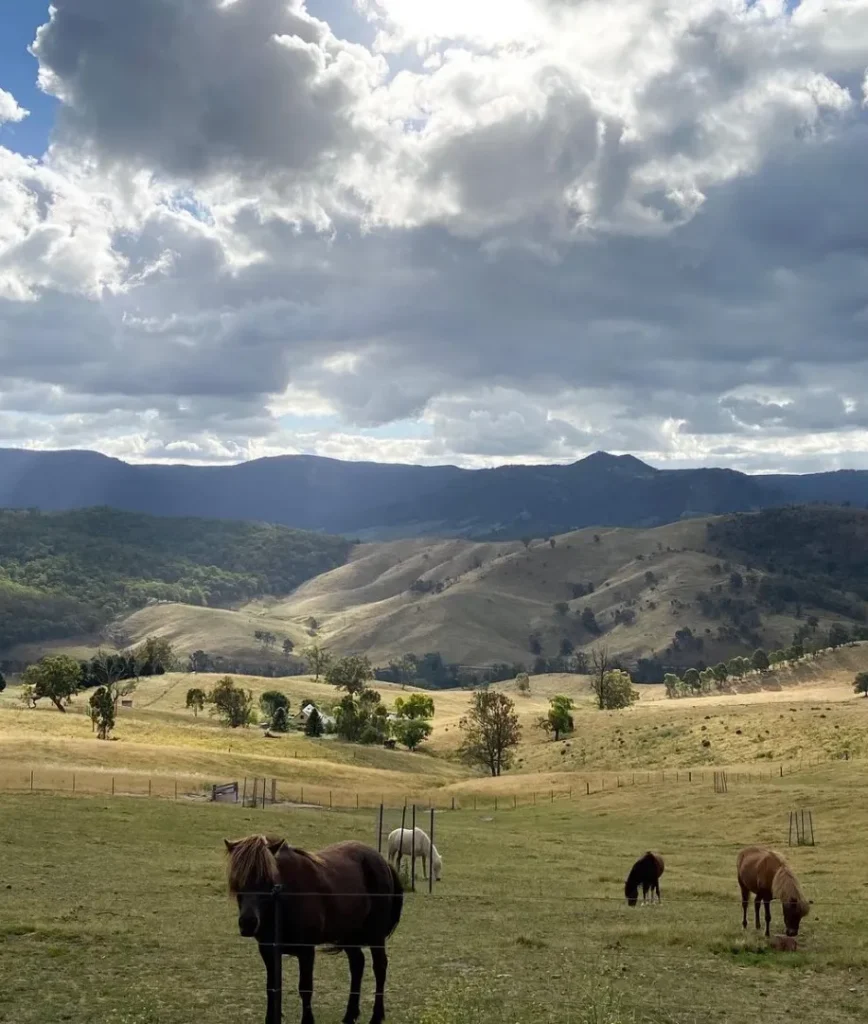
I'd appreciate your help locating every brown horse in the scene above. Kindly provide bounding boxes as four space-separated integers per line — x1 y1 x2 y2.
625 852 664 906
736 846 809 938
225 835 403 1024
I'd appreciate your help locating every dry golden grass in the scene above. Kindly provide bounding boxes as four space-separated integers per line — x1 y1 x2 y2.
1 647 865 808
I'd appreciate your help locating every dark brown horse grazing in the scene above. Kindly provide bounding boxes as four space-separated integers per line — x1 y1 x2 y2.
624 852 664 906
225 835 403 1024
737 845 809 938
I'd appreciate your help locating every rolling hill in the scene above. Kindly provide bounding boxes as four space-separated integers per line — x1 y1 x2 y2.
4 447 868 540
11 505 868 679
0 507 349 652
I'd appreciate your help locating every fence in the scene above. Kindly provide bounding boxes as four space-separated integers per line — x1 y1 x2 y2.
0 753 848 813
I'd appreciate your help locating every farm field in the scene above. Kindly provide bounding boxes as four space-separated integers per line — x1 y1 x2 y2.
0 650 866 806
1 763 867 1024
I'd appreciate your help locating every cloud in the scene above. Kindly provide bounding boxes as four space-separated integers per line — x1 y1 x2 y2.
0 88 29 125
0 0 867 474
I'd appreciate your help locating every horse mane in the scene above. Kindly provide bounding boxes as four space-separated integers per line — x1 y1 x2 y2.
226 834 281 894
772 864 810 916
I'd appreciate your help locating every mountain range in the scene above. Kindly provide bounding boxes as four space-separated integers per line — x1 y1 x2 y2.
2 447 868 540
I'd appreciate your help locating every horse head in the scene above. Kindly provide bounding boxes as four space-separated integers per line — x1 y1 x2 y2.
781 896 808 937
225 836 286 938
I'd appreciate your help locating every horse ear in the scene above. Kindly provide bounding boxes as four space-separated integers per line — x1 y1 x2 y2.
224 839 240 852
267 839 287 855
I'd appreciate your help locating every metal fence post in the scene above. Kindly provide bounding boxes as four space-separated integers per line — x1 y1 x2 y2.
410 804 417 892
377 803 384 853
428 807 435 895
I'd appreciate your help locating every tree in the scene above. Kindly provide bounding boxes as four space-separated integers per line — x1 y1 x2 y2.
135 636 175 676
515 671 531 695
727 658 744 679
394 693 435 720
458 691 521 777
270 706 289 733
188 649 212 673
304 707 325 737
259 690 289 718
554 602 569 617
595 669 639 710
751 648 770 673
699 668 716 694
713 663 728 684
683 667 701 693
88 686 116 740
19 684 37 709
521 536 532 550
590 646 611 709
185 687 207 716
854 672 868 698
304 644 331 682
207 676 255 728
392 718 433 751
663 673 680 699
21 655 82 712
828 623 849 649
326 654 373 695
0 671 5 693
581 608 601 635
282 638 295 658
541 695 574 740
90 650 138 710
559 637 574 658
334 692 388 744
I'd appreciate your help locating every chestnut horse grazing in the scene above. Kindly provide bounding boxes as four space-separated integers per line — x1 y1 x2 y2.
625 852 664 906
225 835 403 1024
737 845 809 938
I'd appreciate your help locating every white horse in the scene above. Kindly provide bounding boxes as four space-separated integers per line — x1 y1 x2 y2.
387 826 442 881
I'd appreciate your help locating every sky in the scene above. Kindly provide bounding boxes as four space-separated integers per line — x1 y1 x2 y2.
1 1 868 473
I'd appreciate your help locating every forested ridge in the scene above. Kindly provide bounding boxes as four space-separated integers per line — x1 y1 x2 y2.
0 507 350 648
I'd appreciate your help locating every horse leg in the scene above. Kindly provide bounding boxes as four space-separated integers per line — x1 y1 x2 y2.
754 895 762 931
369 944 388 1024
740 884 749 929
764 900 771 938
655 879 661 903
298 947 316 1024
421 854 427 880
259 942 281 1024
343 948 365 1024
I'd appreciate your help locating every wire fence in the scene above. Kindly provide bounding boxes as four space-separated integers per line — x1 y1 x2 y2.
0 751 850 812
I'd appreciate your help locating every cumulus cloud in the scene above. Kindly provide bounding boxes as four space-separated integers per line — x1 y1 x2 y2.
0 0 867 473
0 88 29 125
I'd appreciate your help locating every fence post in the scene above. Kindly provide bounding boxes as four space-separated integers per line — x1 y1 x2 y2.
550 789 554 803
175 780 178 801
30 770 33 792
428 807 435 895
329 791 333 809
300 786 304 804
410 804 417 892
356 793 359 810
495 796 498 812
111 776 115 797
451 796 455 811
269 884 284 1023
262 778 267 811
586 781 590 795
72 773 76 794
514 794 517 809
242 778 248 806
148 779 152 798
272 779 278 805
377 803 384 853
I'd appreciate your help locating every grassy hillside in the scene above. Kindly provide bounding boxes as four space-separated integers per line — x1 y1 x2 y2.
6 506 868 674
99 509 868 671
0 507 350 651
0 646 864 805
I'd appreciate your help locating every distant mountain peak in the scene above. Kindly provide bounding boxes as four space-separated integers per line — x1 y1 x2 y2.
576 451 655 473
